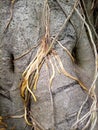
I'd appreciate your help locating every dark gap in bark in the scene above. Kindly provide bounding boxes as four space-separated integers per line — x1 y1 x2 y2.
0 88 12 102
72 46 79 65
52 81 78 96
9 53 15 73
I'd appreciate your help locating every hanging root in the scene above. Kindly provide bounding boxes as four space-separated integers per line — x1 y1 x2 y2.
19 0 95 128
20 41 88 126
24 106 32 126
71 6 97 130
20 38 48 99
49 56 55 87
1 0 96 129
20 35 52 125
3 0 16 33
53 50 88 91
51 37 75 62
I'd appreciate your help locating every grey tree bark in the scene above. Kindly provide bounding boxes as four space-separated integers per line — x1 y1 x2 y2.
0 0 97 130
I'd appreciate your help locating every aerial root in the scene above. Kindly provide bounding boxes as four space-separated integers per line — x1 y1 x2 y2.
26 80 37 102
20 40 89 126
24 107 32 126
49 57 55 87
54 51 88 92
51 37 75 62
19 0 93 128
21 47 88 103
71 7 97 130
3 0 16 33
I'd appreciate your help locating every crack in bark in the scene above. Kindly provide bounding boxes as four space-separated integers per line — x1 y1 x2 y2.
0 92 12 101
0 86 12 101
55 112 77 127
52 81 78 96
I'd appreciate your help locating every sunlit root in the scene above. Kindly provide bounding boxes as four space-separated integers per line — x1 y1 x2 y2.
51 37 75 62
49 57 55 87
20 38 49 101
24 107 32 126
54 51 88 92
19 0 91 127
20 44 88 126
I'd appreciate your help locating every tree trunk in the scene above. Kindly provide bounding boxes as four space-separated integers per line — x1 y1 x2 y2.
0 0 97 130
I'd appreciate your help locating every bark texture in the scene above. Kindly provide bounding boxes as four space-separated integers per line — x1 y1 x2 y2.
0 0 97 130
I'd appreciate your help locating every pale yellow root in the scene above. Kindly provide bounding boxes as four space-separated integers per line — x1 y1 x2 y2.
51 37 75 62
49 57 55 87
24 107 32 126
54 52 88 91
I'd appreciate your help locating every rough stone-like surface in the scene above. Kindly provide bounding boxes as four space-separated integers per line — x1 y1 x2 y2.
0 0 96 130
